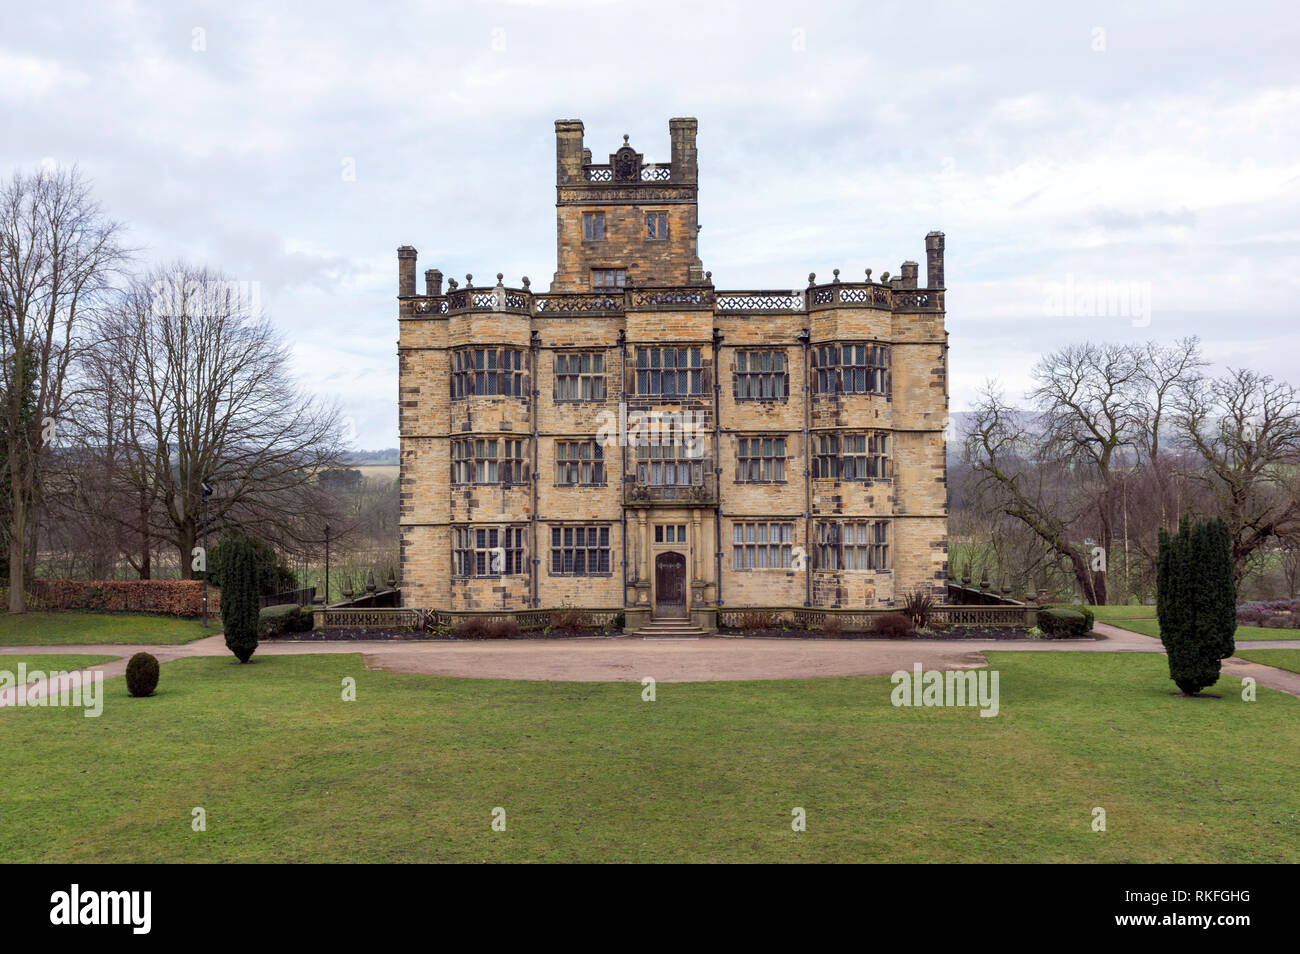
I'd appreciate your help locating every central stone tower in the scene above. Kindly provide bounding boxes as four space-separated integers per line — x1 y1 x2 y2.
551 118 705 291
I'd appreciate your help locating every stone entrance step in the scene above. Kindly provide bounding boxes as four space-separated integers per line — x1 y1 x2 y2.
635 619 709 638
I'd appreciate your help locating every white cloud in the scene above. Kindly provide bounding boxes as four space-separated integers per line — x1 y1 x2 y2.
3 0 1298 442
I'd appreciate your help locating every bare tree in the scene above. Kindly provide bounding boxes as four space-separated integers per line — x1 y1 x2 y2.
1174 367 1300 582
1025 342 1145 603
0 166 125 612
1131 337 1206 529
962 381 1105 602
92 263 349 576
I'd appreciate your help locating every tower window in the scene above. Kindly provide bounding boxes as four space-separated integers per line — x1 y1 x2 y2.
646 212 668 240
583 212 605 240
591 268 626 289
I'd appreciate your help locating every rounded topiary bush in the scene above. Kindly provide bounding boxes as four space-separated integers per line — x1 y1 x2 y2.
126 652 160 698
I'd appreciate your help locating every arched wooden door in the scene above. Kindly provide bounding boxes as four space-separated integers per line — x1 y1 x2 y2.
654 551 687 618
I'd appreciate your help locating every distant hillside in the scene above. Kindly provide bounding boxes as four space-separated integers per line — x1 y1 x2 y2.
342 448 398 466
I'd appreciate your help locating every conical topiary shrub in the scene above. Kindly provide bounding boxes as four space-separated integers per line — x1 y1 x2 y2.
1157 517 1236 695
221 534 260 663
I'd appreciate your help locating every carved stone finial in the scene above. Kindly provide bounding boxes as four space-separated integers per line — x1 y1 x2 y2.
865 268 872 281
880 271 890 282
612 139 641 181
522 276 530 289
465 274 473 288
623 134 629 144
808 272 816 286
705 270 712 282
833 268 840 283
447 277 458 290
496 272 504 285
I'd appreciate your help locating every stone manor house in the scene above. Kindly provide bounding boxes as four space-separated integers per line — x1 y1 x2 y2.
397 118 948 633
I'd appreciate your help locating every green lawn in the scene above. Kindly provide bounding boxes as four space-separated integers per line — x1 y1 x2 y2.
0 653 120 673
1088 605 1158 620
1102 617 1300 641
1237 650 1300 675
0 651 1295 863
0 611 212 646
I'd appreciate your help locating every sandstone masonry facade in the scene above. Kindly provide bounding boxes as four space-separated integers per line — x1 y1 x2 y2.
398 118 948 632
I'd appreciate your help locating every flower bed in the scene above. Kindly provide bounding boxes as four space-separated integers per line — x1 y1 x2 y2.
1237 600 1300 629
717 624 1068 641
275 626 619 641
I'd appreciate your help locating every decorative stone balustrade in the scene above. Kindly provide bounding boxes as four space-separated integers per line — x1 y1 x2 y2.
399 282 942 319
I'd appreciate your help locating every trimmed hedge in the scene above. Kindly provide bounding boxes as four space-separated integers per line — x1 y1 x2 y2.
7 580 220 617
259 604 313 636
1040 607 1094 637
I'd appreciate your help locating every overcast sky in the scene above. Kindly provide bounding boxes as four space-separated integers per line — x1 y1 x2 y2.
4 0 1297 449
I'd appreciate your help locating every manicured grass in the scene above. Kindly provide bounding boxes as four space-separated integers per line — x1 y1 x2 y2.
0 611 212 646
1237 650 1300 675
1089 605 1158 620
0 652 1295 863
0 653 120 674
1103 618 1300 641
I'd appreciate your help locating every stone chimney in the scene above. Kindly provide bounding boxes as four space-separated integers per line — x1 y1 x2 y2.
669 117 698 183
425 268 443 297
900 261 919 289
925 231 945 289
555 119 585 185
398 246 417 298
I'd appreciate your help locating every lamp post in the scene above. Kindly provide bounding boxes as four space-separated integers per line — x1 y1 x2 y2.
324 524 331 607
200 482 213 627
